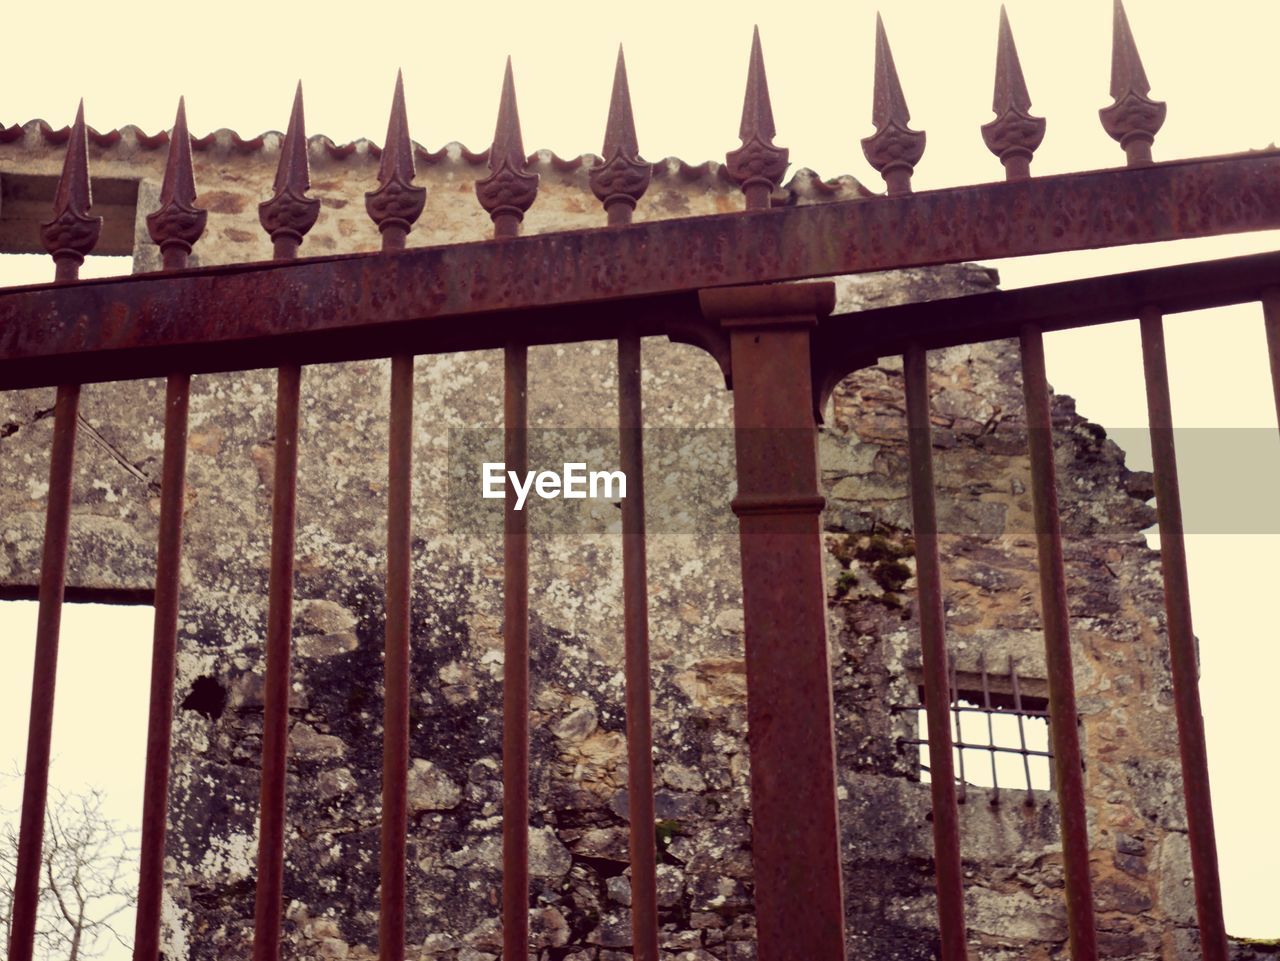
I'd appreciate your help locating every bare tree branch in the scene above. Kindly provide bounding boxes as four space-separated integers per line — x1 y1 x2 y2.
1 771 138 961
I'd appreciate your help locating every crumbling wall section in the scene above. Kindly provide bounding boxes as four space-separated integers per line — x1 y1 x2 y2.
822 327 1187 960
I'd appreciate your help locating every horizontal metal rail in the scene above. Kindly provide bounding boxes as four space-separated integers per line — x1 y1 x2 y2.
897 703 1051 720
3 152 1280 387
905 739 1053 759
821 248 1280 362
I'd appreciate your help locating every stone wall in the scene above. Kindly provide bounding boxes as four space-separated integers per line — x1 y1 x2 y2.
0 124 1205 960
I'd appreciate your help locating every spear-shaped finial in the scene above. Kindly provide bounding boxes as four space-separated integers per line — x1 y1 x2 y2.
604 45 640 160
993 6 1031 115
861 13 926 196
1099 0 1165 165
476 57 539 238
981 6 1045 180
589 45 652 225
259 81 321 259
725 26 788 210
366 70 427 250
41 99 102 282
147 97 208 270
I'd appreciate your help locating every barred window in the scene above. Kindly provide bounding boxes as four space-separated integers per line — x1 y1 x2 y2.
902 655 1052 803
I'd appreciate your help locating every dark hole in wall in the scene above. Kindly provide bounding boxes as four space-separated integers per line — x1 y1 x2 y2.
181 675 228 721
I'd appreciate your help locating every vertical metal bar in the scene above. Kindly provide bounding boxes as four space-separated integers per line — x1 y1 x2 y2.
902 343 968 961
1261 288 1280 432
11 129 98 950
608 204 632 227
1018 323 1099 961
380 350 413 961
8 381 79 961
502 342 530 961
1138 306 1230 961
978 654 999 803
948 653 967 805
618 330 659 961
135 100 205 955
1009 658 1035 805
476 62 535 947
367 74 424 961
12 101 99 961
251 83 317 961
133 371 190 961
251 361 302 961
595 72 661 952
53 259 80 285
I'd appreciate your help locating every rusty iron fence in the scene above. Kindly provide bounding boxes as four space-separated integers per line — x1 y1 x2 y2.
3 4 1278 961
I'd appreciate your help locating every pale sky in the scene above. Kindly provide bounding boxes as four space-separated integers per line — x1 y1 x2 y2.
1 0 1278 950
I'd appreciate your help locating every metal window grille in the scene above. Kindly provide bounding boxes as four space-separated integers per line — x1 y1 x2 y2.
901 655 1053 805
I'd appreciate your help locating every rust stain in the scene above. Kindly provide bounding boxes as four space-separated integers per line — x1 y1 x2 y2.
201 190 248 214
188 427 224 455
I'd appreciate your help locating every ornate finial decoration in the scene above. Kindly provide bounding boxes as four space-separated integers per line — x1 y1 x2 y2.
40 99 102 273
724 26 788 210
981 6 1045 180
1099 0 1166 165
366 70 426 247
258 82 321 254
476 58 539 234
147 97 208 268
589 45 652 223
860 13 926 196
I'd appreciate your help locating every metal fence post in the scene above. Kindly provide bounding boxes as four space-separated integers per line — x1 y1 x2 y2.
700 282 846 961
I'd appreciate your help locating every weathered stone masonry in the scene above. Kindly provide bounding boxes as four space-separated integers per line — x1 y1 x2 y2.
0 123 1233 960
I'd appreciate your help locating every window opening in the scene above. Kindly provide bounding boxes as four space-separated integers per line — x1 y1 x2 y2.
0 599 152 961
902 653 1052 805
0 173 139 258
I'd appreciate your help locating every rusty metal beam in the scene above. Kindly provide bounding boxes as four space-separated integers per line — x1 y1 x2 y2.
4 152 1280 387
814 248 1280 380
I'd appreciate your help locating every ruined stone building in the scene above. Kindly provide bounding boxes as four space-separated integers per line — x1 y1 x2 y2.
0 114 1220 961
